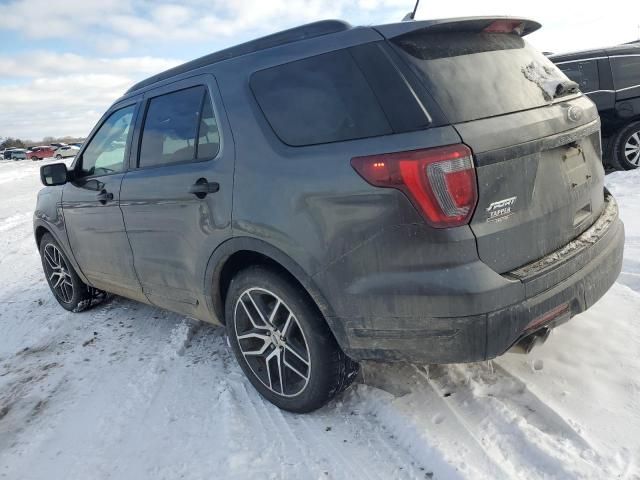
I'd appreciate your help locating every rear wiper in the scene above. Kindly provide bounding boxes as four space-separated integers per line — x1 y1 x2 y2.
554 80 579 99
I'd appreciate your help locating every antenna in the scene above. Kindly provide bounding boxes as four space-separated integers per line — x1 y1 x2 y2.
402 0 420 22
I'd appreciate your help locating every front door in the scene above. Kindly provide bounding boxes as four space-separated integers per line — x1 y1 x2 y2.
63 101 145 301
119 75 234 316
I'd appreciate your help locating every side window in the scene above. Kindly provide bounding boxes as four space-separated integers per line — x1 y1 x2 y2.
250 49 392 146
611 56 640 90
557 60 599 93
139 86 205 168
196 92 220 160
80 105 135 177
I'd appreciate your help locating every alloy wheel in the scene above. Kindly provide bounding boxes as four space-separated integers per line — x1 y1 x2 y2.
234 288 311 397
43 244 74 303
624 131 640 166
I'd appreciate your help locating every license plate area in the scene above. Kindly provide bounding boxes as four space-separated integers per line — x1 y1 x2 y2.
562 143 592 189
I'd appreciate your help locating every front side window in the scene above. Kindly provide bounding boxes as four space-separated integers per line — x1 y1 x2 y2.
80 105 135 177
611 55 640 90
557 60 599 93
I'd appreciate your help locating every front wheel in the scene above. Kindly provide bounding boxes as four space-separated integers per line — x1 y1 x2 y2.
226 266 359 413
609 120 640 170
39 233 102 312
55 154 62 159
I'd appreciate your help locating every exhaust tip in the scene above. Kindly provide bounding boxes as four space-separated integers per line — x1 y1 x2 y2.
509 327 551 354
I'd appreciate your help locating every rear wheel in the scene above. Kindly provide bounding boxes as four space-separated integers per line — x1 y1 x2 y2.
225 266 359 413
55 154 62 159
609 120 640 170
31 156 38 161
39 233 103 312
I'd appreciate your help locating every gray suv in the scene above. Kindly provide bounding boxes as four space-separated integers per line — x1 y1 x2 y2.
35 17 624 412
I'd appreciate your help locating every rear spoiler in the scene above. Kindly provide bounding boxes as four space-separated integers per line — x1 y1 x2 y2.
374 16 541 39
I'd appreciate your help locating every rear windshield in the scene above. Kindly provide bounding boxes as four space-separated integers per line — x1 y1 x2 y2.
393 32 574 123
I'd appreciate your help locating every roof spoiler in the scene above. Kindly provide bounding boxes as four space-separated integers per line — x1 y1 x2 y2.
374 16 542 39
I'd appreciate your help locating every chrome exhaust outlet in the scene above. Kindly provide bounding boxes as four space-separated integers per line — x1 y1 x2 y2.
509 327 551 354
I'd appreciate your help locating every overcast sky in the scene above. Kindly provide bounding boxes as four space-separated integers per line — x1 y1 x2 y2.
0 0 638 140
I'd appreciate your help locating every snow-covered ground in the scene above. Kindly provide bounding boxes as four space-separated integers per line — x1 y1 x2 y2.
0 158 639 480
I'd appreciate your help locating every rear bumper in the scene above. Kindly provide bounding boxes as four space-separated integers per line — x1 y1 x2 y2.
324 196 624 363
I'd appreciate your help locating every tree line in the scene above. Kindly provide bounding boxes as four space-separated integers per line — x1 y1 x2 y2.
1 136 85 150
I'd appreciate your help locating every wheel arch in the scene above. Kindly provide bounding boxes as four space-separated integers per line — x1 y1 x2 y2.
204 237 336 327
34 224 50 248
33 220 90 285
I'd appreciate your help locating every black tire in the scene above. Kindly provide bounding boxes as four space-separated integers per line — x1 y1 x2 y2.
225 266 359 413
31 156 38 161
55 154 62 159
39 233 102 312
608 120 640 171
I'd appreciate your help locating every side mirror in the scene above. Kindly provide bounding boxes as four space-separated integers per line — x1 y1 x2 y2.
40 163 69 186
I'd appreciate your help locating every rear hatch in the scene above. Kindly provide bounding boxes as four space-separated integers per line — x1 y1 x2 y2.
385 18 605 273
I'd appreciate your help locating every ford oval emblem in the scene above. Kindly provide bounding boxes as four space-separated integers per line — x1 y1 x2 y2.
567 105 583 123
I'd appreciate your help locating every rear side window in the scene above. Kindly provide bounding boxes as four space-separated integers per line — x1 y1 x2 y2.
557 60 599 93
139 86 220 168
197 92 220 160
251 50 392 146
611 56 640 90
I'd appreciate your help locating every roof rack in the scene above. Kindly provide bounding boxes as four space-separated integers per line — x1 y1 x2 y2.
126 19 351 94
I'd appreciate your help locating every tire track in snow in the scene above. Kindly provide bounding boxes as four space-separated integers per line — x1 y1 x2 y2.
355 364 510 480
1 306 200 480
420 363 624 479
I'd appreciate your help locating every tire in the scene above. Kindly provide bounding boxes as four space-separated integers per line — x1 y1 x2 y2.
39 233 103 312
608 120 640 170
31 156 38 161
225 266 359 413
55 154 62 160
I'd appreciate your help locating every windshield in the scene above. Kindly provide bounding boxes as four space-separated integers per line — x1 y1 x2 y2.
393 32 576 124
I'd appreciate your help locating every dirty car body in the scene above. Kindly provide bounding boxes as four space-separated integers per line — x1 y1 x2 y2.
34 17 623 401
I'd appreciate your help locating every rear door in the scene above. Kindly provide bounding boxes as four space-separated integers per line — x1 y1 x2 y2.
389 24 605 273
119 75 234 316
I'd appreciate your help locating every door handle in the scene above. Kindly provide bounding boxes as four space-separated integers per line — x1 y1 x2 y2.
96 190 114 204
188 178 220 199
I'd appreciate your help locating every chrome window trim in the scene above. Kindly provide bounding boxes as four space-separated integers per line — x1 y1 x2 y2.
554 56 608 65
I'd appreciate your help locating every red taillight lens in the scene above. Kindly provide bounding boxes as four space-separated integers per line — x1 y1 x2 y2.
351 145 478 228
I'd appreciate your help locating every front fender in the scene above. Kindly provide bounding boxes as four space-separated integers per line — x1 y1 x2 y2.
33 186 89 285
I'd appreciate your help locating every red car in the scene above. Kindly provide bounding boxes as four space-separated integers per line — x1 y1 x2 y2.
26 146 55 160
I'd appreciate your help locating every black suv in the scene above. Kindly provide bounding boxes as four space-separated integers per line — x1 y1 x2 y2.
550 43 640 169
35 17 624 412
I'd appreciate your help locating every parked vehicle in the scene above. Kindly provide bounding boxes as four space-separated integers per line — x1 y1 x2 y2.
550 44 640 169
69 142 83 148
54 145 79 159
6 148 27 160
35 17 624 413
27 146 55 160
49 143 67 149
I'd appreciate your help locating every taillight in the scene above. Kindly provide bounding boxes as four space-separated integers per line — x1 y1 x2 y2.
483 20 525 35
351 144 478 228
